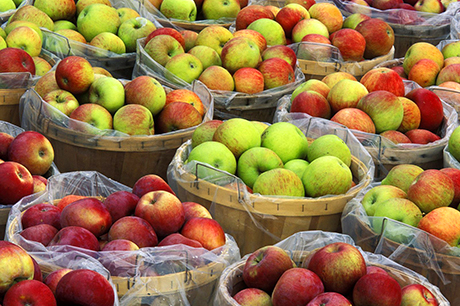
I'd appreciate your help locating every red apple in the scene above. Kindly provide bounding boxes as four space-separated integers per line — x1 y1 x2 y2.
0 132 14 160
440 168 460 207
60 197 112 237
182 201 212 222
0 161 34 205
233 29 268 53
330 28 366 61
54 269 115 306
366 265 389 275
242 245 296 293
262 45 297 69
0 47 35 74
233 288 272 306
31 256 42 282
165 89 205 117
331 108 376 134
158 233 203 248
21 203 61 230
291 90 331 119
2 280 57 306
275 3 310 38
401 284 439 306
32 175 47 193
34 71 60 97
155 101 203 134
397 96 421 133
360 68 405 97
306 292 352 306
235 5 275 31
405 129 441 144
55 56 95 95
20 224 58 246
418 207 460 247
380 130 412 144
56 195 87 211
101 239 139 251
132 174 176 198
43 268 72 295
0 241 34 296
307 242 367 295
258 57 296 89
233 67 265 95
405 88 444 133
48 226 100 251
180 217 226 251
355 18 395 59
102 190 139 222
108 216 158 248
7 131 54 176
145 27 186 49
353 272 402 306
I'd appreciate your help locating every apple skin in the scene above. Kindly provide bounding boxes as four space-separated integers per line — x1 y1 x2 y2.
322 72 357 89
124 75 166 116
108 216 158 248
132 174 176 198
440 168 460 207
158 232 203 248
155 101 203 134
19 224 59 247
198 66 235 91
146 27 186 50
181 30 198 52
342 13 371 29
88 76 125 114
201 0 241 20
54 269 115 306
247 18 287 46
221 36 261 75
258 57 296 90
331 108 376 134
233 67 265 95
102 190 139 222
42 89 80 117
400 284 439 306
43 268 73 295
135 190 185 239
405 129 441 144
380 130 412 144
235 5 275 31
55 56 95 95
0 241 35 296
408 58 440 87
188 45 222 70
77 3 121 42
360 68 405 97
186 141 237 178
9 5 54 31
34 71 61 98
397 97 421 133
233 29 267 54
242 245 296 293
407 169 455 213
366 266 389 275
56 195 87 211
159 0 197 21
372 198 423 233
69 103 113 132
405 88 444 133
353 272 402 306
113 104 155 136
165 53 204 84
354 18 395 59
272 267 325 306
307 134 351 167
436 63 460 85
118 17 157 53
7 131 54 176
403 42 444 76
0 161 34 205
306 292 352 306
0 47 35 74
191 120 223 148
291 90 331 119
418 206 460 247
180 217 226 251
253 168 305 197
291 18 329 43
381 164 424 193
0 132 14 160
233 288 272 306
101 239 139 251
2 279 57 306
21 203 61 230
327 79 369 114
361 185 407 216
182 201 212 222
34 0 76 21
165 89 205 117
194 25 233 57
48 226 100 251
5 26 42 57
330 28 366 61
308 2 343 34
275 3 310 38
144 34 185 67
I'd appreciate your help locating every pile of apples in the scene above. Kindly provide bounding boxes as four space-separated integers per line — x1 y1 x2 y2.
5 2 157 56
17 174 227 270
0 130 54 204
0 0 23 13
234 1 394 62
288 67 446 145
360 163 460 248
142 25 299 94
34 55 207 135
231 242 439 305
186 118 358 198
0 241 116 306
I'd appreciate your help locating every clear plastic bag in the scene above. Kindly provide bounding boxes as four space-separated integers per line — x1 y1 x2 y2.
5 170 241 306
213 230 450 306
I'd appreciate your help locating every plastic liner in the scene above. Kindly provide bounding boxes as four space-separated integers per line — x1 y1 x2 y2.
0 0 31 23
213 230 450 306
275 80 459 180
5 170 241 306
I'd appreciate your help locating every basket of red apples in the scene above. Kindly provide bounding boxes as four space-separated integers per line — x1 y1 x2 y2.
134 23 306 122
5 170 240 305
341 164 460 305
19 55 214 187
167 116 374 256
275 66 458 180
214 230 449 306
331 0 460 58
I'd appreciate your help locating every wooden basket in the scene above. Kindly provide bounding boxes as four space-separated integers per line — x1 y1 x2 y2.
169 142 372 256
0 207 11 240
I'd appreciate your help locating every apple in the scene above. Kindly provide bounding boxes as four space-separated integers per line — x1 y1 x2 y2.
41 89 79 117
403 42 444 76
124 75 166 116
7 131 54 176
449 126 460 162
182 201 212 221
132 174 175 198
237 147 285 189
34 71 60 97
405 129 441 144
55 56 95 95
415 0 444 13
47 225 100 251
181 30 198 52
87 76 125 114
165 88 204 117
322 71 357 89
188 45 222 70
233 288 272 306
34 0 75 20
242 245 296 292
101 239 139 251
76 3 121 42
233 67 265 95
191 119 223 148
247 18 287 46
201 0 240 20
2 279 57 306
235 5 275 31
292 79 330 100
436 63 460 85
145 27 186 50
43 268 72 295
144 34 185 67
21 202 61 229
89 32 126 55
135 190 185 239
306 292 352 306
381 164 424 193
9 5 54 31
0 47 35 74
118 17 156 53
342 13 371 29
158 232 203 248
275 3 310 38
186 141 237 178
381 130 412 144
117 7 140 24
330 28 366 61
407 169 455 213
155 101 203 134
291 90 331 119
56 195 88 211
0 162 32 204
102 190 139 222
160 0 197 21
262 45 297 70
198 66 235 91
408 58 440 87
355 18 395 59
284 159 309 179
372 197 423 233
4 21 43 41
69 103 113 132
194 25 233 56
307 134 351 166
308 242 366 295
397 97 421 133
291 18 330 43
360 68 405 97
32 56 52 76
233 29 267 53
331 108 376 134
405 88 444 133
20 224 59 246
418 206 460 247
258 57 295 89
298 34 333 61
327 79 369 113
309 2 344 34
221 36 261 74
400 284 439 306
54 269 115 306
0 241 34 295
353 272 402 306
440 168 460 207
180 217 225 250
113 104 155 136
108 216 158 248
32 175 47 193
165 53 204 84
5 25 42 57
253 168 305 197
0 132 14 160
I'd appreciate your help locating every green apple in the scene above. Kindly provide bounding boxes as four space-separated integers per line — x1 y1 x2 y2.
164 53 203 84
42 89 80 116
6 26 42 57
188 45 222 70
12 0 23 7
116 7 140 24
302 155 352 197
195 25 233 56
371 198 423 233
212 117 261 159
0 0 15 12
291 18 329 43
253 168 305 197
69 103 113 132
198 65 235 91
284 159 309 179
449 125 460 163
306 134 352 167
113 104 154 136
77 3 121 42
89 32 126 55
5 20 43 41
76 0 112 16
380 164 424 193
9 5 54 31
252 121 269 136
124 75 166 116
160 0 197 21
221 36 261 74
237 147 284 189
191 119 223 148
291 79 330 101
118 17 157 53
32 56 52 75
202 0 241 20
0 27 6 39
186 141 237 179
247 18 287 46
144 34 185 67
260 122 309 164
34 0 76 21
53 20 77 31
0 37 6 50
88 76 125 114
361 185 407 216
